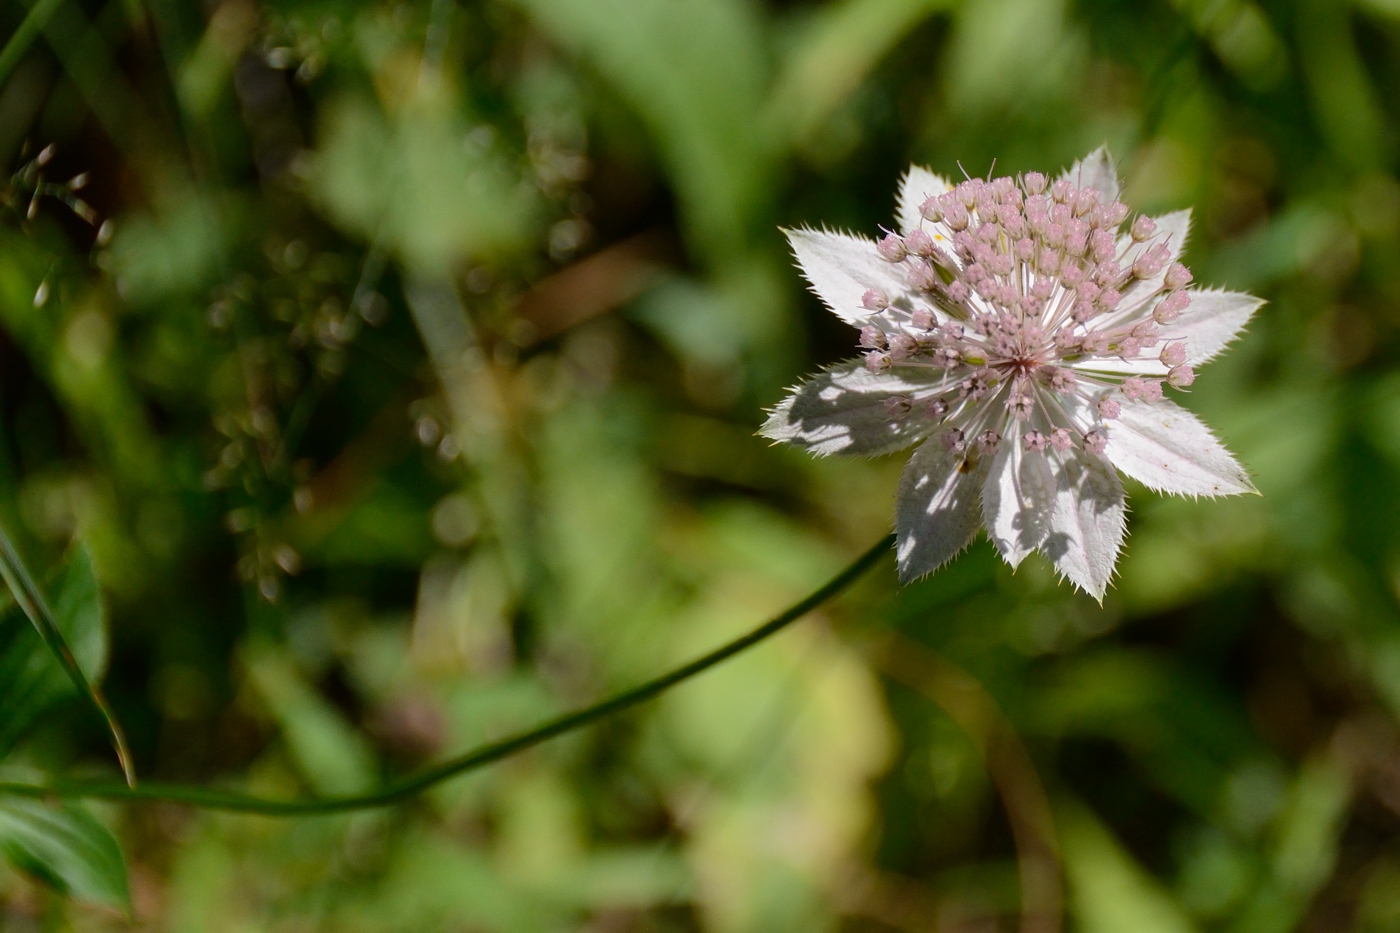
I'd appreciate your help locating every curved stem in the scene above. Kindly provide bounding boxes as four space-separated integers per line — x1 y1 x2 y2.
0 535 893 815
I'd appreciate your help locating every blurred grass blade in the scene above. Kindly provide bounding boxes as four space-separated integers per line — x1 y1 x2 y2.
507 0 768 262
0 798 129 908
0 527 134 786
0 0 64 87
0 547 112 761
1059 801 1199 933
766 0 952 149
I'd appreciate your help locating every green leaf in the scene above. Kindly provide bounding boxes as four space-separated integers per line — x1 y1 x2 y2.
313 95 537 271
766 0 954 149
0 798 129 908
0 0 64 87
0 544 111 763
507 0 769 262
1060 801 1201 933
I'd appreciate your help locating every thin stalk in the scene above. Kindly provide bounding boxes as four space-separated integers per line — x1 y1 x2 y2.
0 535 893 815
0 0 64 87
0 526 135 786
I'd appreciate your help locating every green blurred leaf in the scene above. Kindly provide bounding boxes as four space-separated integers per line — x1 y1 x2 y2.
0 798 129 909
0 544 109 762
313 95 536 271
768 0 953 148
1060 802 1201 933
245 649 377 796
944 0 1083 114
508 0 769 261
0 0 63 87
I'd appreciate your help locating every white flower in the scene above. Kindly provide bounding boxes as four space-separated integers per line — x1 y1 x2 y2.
762 148 1260 598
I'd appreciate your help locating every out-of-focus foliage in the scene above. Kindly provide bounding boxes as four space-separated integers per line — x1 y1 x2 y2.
2 0 1400 929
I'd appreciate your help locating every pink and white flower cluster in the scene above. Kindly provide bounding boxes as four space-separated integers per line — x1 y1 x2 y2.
763 149 1260 597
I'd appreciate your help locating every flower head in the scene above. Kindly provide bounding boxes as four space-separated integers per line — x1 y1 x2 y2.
763 148 1261 598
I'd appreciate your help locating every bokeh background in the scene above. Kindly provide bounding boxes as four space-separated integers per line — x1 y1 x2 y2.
2 0 1400 929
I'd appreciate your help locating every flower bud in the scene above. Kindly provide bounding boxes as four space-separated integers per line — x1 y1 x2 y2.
861 288 889 311
1130 215 1156 241
876 233 907 262
865 350 892 372
943 201 969 231
888 334 917 360
859 326 886 349
905 228 935 257
1073 187 1098 217
1090 228 1116 261
1159 342 1186 367
919 196 944 222
908 260 939 291
885 395 913 417
1167 365 1195 388
1153 290 1190 324
1164 262 1193 289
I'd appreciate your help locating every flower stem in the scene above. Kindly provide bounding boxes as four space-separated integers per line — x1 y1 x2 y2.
0 535 893 815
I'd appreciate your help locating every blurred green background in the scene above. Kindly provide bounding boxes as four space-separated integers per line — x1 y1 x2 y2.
2 0 1400 929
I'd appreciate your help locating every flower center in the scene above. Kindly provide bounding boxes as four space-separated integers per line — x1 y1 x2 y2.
856 170 1201 454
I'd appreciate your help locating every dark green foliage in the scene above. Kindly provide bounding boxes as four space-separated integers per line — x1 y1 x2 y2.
3 0 1400 929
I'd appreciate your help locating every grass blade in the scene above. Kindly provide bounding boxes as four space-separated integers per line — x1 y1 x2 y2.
0 0 64 87
0 526 134 787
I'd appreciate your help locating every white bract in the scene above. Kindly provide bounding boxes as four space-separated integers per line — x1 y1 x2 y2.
762 148 1260 598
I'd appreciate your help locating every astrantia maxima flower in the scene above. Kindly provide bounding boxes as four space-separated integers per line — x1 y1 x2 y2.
762 148 1260 598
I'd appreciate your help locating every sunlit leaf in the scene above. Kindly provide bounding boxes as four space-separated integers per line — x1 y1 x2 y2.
0 799 129 909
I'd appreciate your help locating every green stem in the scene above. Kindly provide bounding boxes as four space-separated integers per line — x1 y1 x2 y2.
0 0 64 88
0 535 892 815
0 527 135 787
